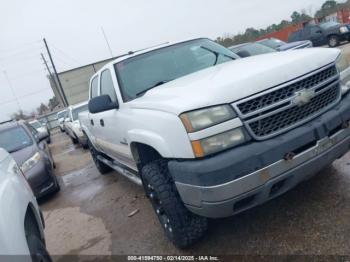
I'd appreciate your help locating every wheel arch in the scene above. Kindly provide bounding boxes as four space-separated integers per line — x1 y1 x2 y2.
130 142 163 171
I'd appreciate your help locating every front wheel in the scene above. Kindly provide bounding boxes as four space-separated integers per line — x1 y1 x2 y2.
328 35 339 47
142 159 208 249
27 234 52 262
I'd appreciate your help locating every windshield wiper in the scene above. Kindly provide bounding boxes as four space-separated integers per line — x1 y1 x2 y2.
200 46 235 65
135 80 172 97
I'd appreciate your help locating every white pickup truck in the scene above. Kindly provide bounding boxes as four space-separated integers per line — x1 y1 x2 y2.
80 38 350 248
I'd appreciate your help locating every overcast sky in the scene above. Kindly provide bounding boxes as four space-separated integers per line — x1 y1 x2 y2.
0 0 333 121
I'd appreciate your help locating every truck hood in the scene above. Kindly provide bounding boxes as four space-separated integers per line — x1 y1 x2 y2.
127 48 340 115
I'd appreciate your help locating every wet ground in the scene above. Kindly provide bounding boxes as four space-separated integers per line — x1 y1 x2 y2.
41 128 350 258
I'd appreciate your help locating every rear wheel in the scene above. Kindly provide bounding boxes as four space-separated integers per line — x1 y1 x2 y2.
142 159 208 248
328 35 339 47
89 140 112 174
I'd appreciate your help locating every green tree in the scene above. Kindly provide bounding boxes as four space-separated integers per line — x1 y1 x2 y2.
321 0 337 10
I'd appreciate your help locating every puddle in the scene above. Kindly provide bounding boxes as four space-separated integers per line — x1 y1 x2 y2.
62 168 86 186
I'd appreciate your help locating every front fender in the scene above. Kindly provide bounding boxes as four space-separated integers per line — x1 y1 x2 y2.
128 129 172 158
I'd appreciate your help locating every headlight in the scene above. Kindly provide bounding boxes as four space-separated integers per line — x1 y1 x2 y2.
180 105 236 133
21 152 41 173
340 26 349 34
336 53 349 72
191 128 246 157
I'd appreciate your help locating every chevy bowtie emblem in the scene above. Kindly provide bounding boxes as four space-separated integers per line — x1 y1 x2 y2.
292 89 315 107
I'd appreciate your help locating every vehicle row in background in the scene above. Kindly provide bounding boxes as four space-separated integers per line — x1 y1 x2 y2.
229 42 276 57
0 120 60 198
257 37 312 51
229 38 312 58
64 102 89 148
289 21 350 47
29 119 51 144
56 109 68 132
0 148 51 260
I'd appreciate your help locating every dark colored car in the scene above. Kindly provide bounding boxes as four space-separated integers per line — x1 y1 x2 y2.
229 42 276 58
257 37 312 51
288 22 350 47
0 120 60 198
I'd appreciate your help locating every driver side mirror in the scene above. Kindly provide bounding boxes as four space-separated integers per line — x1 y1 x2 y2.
89 95 119 114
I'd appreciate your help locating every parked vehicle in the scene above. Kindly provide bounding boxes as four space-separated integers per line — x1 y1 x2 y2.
0 120 59 198
80 38 350 248
65 102 89 148
289 22 350 47
57 109 68 132
229 42 276 57
29 119 51 144
257 37 312 51
0 148 51 261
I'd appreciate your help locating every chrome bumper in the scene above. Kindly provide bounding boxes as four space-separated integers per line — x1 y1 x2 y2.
175 126 350 218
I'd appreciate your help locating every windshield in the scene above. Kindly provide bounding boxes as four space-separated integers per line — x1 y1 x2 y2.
258 38 286 49
320 21 339 29
0 127 33 153
72 105 88 121
115 39 238 101
230 43 276 57
30 121 41 129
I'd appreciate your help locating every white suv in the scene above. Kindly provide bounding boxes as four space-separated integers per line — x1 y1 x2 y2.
0 148 51 261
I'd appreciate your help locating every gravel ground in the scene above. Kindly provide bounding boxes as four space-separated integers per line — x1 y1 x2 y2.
40 44 350 259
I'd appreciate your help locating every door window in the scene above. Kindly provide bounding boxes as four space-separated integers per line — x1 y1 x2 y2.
90 76 99 98
100 70 117 102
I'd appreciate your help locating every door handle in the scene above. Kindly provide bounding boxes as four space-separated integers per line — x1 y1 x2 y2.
100 119 104 127
90 119 94 126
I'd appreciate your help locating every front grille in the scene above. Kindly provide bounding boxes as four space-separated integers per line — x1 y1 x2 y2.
233 64 341 140
237 66 337 115
248 84 340 137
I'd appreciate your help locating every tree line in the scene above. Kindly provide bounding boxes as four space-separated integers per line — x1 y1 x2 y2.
216 0 347 47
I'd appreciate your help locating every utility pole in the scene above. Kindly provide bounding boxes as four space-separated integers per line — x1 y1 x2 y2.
41 53 65 107
43 38 68 106
3 70 21 111
101 27 114 57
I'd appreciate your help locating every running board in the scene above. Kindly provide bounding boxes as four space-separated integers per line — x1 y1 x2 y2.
97 155 142 186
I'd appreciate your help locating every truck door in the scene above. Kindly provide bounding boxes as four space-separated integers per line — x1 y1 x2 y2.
95 69 137 171
86 75 100 149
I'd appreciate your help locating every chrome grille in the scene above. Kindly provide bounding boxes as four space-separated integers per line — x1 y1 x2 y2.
237 66 338 115
233 64 341 140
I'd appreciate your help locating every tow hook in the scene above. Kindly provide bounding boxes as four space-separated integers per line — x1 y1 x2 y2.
284 152 296 161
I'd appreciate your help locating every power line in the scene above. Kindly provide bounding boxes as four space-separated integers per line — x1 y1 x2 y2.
0 40 42 54
101 27 113 58
50 44 80 64
0 87 53 106
3 71 21 111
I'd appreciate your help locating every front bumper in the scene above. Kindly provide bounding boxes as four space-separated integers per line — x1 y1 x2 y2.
25 159 56 198
169 93 350 218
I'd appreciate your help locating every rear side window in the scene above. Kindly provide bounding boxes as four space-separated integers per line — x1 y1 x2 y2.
90 76 99 98
100 69 117 102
